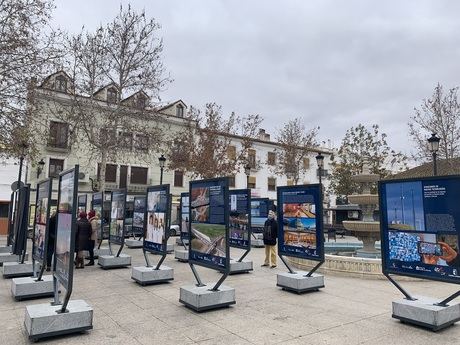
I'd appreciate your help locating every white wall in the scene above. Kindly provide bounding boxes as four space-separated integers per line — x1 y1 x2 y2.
0 158 20 201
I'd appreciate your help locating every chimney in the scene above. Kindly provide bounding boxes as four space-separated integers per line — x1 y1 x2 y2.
258 129 270 141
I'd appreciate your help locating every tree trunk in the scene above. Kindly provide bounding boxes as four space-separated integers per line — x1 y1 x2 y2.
100 150 107 192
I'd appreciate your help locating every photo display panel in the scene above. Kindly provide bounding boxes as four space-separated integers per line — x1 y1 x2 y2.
133 196 146 235
380 175 460 284
109 190 126 244
251 198 270 233
277 184 324 261
229 189 251 249
78 194 87 214
189 178 229 270
33 179 51 263
180 192 190 240
144 185 170 253
12 186 30 256
54 167 78 291
91 192 103 239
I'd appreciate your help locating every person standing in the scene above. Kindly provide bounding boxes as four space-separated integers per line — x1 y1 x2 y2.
87 210 98 266
46 211 57 271
75 211 91 269
262 208 278 268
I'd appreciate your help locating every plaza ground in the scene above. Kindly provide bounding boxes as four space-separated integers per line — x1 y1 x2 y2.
1 236 460 344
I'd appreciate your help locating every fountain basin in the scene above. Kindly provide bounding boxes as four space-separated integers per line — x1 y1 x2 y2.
347 194 379 205
342 221 380 232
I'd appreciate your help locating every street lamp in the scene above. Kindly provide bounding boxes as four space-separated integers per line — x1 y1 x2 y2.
36 159 45 179
158 154 166 184
427 133 440 176
244 164 251 189
316 152 324 184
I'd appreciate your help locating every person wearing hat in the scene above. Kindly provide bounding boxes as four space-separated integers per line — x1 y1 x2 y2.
262 208 278 268
75 211 92 269
87 210 98 266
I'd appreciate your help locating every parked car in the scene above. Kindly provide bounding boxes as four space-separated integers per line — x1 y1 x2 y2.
170 224 180 236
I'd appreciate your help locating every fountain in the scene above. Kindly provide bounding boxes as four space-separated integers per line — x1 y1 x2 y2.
342 162 380 258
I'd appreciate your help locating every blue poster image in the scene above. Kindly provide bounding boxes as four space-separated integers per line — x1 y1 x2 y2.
277 185 323 261
380 176 460 284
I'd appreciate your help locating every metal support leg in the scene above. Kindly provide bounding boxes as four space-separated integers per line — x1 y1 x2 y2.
181 236 188 250
143 250 152 268
237 249 250 262
189 263 205 287
155 254 166 270
51 276 61 306
116 242 124 257
35 263 45 282
436 290 460 307
305 261 323 277
279 255 296 274
211 272 229 291
108 241 113 256
384 274 416 301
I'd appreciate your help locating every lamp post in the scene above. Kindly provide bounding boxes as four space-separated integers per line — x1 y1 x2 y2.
316 152 324 184
36 159 45 179
158 154 166 184
427 133 440 176
244 164 251 189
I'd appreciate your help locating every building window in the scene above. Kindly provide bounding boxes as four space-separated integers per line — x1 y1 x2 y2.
267 177 276 191
136 95 146 109
248 149 256 169
48 121 69 149
119 132 133 150
97 163 117 183
130 166 148 185
174 170 184 187
248 176 256 189
267 152 276 166
176 104 184 117
317 169 328 178
134 134 149 152
303 158 310 169
227 146 236 160
228 175 235 187
55 75 67 92
107 87 118 103
49 159 64 178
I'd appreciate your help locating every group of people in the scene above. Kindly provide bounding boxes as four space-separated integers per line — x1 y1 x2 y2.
74 210 99 268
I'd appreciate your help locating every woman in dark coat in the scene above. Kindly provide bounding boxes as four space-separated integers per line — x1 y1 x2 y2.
75 211 92 269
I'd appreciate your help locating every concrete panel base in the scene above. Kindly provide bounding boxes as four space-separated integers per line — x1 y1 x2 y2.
179 283 236 312
251 239 264 248
0 252 28 266
3 261 34 278
392 296 460 331
176 238 189 245
98 254 131 269
131 265 174 285
24 299 93 342
166 243 174 253
229 259 253 274
0 245 11 253
94 247 111 257
277 271 324 293
11 275 54 301
174 249 188 262
125 239 143 248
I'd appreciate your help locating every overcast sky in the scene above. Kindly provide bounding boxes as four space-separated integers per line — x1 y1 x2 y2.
52 0 460 156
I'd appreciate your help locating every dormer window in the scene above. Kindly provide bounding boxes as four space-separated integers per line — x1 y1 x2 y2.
55 75 67 92
136 95 146 109
176 104 184 117
107 87 118 103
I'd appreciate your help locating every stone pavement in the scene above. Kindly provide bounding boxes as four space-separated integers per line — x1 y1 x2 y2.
1 237 460 344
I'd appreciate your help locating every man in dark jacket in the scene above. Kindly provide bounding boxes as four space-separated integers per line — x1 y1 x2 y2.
46 212 57 271
262 209 278 268
75 212 92 269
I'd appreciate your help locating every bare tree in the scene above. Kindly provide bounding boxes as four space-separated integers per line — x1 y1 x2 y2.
409 83 460 162
0 0 60 157
272 118 319 185
31 5 171 190
329 124 407 199
167 103 263 179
